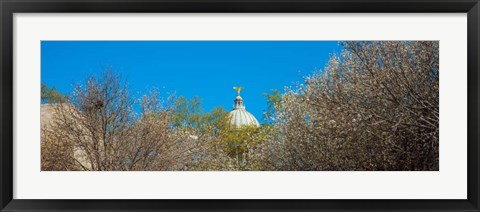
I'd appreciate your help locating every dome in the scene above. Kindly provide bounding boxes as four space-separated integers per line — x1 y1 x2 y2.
228 87 260 128
229 108 260 128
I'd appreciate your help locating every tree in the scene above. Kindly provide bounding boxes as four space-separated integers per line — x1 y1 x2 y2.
262 89 282 124
41 70 173 171
271 41 439 171
41 83 67 104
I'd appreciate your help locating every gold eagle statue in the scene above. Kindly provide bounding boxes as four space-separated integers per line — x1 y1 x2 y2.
233 86 244 96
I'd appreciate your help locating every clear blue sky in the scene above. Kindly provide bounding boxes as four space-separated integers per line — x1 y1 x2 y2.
41 41 341 122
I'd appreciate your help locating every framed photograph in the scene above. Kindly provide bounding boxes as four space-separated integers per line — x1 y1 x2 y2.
1 0 479 211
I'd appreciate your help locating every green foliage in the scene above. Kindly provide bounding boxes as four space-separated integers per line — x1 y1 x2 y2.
41 83 67 104
262 89 282 123
171 96 231 134
172 96 204 128
202 106 231 135
221 125 258 153
217 125 278 170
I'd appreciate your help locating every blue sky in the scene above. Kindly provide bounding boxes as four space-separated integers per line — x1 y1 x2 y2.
41 41 341 122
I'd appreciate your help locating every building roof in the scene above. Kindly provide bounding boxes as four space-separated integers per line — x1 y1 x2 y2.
228 89 260 128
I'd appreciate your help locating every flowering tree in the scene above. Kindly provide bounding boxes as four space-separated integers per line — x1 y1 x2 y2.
42 70 175 170
42 41 439 171
268 41 439 170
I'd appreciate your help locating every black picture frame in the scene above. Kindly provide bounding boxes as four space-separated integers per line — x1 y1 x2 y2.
1 0 479 211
